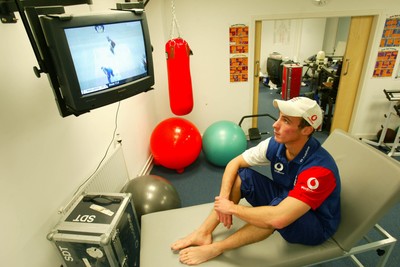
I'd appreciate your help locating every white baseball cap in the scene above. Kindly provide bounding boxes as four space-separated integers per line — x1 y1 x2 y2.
273 97 323 129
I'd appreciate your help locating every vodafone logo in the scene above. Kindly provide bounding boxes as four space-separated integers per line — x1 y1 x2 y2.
274 163 284 172
307 115 318 125
307 177 319 190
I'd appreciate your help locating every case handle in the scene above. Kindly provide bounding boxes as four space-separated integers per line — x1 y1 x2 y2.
82 195 121 206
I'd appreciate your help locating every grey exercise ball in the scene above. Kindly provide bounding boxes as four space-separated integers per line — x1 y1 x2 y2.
122 175 181 220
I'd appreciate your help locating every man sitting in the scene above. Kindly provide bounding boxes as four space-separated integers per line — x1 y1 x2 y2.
171 97 341 266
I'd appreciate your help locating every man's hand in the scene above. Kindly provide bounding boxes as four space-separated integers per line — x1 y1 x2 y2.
214 196 235 214
214 196 235 229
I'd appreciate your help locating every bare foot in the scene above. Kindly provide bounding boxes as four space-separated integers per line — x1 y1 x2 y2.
170 230 212 252
179 244 222 265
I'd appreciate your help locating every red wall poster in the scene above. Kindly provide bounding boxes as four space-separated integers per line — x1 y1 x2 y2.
229 24 249 82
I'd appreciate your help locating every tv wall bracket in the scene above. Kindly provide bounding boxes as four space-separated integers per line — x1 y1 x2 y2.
0 0 150 23
0 0 91 23
0 0 149 117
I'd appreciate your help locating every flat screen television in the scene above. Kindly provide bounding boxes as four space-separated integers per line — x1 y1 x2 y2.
39 10 154 116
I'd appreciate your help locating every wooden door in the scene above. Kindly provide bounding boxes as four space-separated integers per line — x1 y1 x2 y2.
330 16 374 132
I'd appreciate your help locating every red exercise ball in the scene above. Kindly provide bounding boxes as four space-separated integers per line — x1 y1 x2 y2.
150 117 202 173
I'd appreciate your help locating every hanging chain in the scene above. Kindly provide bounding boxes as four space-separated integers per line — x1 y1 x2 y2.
170 0 181 39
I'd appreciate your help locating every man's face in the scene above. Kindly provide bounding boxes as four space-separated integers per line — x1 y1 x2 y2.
272 112 306 144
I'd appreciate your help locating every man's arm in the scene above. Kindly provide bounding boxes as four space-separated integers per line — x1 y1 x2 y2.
215 196 311 230
217 138 271 228
216 155 250 228
219 155 250 199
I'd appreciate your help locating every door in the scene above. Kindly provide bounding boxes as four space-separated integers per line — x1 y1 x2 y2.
252 16 374 132
330 16 374 132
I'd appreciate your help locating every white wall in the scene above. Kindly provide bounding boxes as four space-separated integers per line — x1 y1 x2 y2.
260 18 325 73
160 0 400 136
0 1 159 266
1 0 400 266
323 17 339 55
150 0 257 132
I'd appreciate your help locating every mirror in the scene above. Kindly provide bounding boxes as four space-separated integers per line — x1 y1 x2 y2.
256 17 351 133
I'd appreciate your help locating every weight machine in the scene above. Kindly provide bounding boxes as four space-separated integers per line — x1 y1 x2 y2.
238 113 277 140
362 89 400 157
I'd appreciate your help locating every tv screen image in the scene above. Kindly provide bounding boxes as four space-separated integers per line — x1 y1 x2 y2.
39 10 154 116
65 21 148 95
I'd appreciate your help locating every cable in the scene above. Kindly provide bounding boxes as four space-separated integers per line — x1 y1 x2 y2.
72 102 121 196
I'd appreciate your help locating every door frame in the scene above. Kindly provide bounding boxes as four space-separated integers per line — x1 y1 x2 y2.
252 11 379 131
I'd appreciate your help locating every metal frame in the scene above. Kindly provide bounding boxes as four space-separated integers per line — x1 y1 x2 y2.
362 89 400 157
238 113 277 140
0 0 93 116
0 0 92 23
306 224 397 267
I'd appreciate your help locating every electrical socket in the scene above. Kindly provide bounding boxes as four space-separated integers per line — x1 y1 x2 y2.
114 133 122 147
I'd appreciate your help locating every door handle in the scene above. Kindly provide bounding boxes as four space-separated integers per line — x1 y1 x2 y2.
343 58 350 76
255 61 260 77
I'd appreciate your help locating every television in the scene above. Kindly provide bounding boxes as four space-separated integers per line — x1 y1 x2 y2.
39 10 154 116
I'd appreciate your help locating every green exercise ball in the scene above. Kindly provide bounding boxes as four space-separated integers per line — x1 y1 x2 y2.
202 120 247 167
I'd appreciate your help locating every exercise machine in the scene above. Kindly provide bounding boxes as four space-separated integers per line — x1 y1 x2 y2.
238 113 277 140
362 89 400 157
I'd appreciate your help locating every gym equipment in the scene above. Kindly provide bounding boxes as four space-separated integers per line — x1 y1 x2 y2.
166 38 193 115
121 175 181 222
377 128 396 143
362 89 400 157
202 121 247 167
266 53 283 89
140 129 400 267
166 0 193 116
238 113 277 140
150 117 202 173
281 63 303 100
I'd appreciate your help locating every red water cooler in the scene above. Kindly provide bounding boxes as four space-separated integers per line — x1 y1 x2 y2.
281 64 303 100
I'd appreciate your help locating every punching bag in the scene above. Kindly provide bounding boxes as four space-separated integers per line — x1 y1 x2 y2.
166 38 194 116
